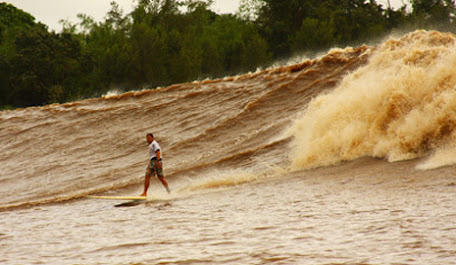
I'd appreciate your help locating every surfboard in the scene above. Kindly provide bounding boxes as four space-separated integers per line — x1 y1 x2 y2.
86 195 148 200
87 195 171 207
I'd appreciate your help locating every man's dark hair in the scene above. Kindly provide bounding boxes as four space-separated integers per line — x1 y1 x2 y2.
147 133 154 138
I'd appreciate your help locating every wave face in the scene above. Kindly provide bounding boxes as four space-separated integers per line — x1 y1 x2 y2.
1 30 455 210
290 30 456 170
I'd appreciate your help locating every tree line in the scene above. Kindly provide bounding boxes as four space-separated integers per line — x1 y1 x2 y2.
1 0 455 108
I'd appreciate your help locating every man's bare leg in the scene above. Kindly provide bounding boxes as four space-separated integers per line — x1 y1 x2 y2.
141 174 151 196
158 176 170 193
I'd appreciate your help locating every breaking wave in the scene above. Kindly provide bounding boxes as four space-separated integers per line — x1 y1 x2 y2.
290 30 456 170
1 30 455 210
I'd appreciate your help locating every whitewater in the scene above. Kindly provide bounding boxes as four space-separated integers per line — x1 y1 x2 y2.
0 30 455 264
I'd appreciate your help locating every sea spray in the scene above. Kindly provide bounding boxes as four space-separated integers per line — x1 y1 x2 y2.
179 170 261 193
290 30 456 170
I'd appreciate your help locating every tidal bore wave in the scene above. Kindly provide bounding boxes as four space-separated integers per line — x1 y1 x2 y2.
1 30 455 210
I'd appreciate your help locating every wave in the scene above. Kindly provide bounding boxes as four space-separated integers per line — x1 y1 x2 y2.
290 30 456 170
1 30 454 210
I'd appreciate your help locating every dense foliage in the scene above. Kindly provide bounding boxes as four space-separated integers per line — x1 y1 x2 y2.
1 0 456 108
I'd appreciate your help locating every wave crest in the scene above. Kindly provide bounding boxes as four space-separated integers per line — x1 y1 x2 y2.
290 30 456 170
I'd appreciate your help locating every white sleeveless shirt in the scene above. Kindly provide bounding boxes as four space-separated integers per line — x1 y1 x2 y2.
149 140 161 160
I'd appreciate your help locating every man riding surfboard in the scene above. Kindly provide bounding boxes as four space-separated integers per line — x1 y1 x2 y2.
141 133 170 196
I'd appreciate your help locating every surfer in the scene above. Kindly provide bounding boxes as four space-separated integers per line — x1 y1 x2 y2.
141 133 171 196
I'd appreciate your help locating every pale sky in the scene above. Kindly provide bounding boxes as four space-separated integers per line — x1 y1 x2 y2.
4 0 407 32
3 0 240 31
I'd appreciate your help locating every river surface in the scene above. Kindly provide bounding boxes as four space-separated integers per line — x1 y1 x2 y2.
1 30 455 264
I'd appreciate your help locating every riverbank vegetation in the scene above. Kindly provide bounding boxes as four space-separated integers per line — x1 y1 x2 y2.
1 0 455 108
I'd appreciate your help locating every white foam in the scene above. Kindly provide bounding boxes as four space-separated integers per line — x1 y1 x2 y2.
290 30 456 170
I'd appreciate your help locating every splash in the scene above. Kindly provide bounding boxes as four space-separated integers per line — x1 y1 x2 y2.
102 90 123 98
290 30 456 170
4 30 456 211
178 170 265 193
416 144 456 170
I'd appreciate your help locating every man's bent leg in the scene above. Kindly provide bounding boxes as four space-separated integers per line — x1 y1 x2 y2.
154 160 170 193
158 176 170 193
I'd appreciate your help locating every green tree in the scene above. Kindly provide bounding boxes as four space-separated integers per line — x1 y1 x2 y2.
0 3 37 107
0 2 35 51
410 0 456 28
255 0 312 57
291 17 337 53
10 24 91 106
0 52 10 107
130 22 169 86
75 2 133 92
